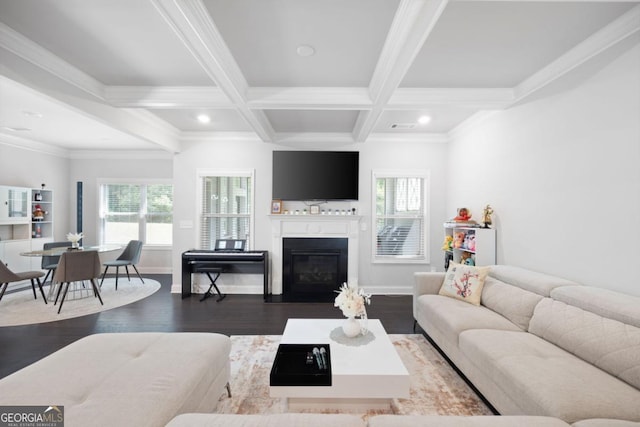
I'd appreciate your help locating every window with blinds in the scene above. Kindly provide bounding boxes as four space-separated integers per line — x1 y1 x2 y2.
100 183 172 245
373 172 429 263
200 175 252 250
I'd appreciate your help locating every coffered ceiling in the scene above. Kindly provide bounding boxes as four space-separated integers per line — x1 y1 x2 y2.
0 0 638 154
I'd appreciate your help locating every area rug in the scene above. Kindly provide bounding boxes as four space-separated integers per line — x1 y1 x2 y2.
216 334 493 417
0 278 160 327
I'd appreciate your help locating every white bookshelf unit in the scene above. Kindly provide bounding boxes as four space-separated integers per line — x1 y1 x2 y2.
31 187 54 240
0 185 32 273
444 224 496 269
0 185 56 276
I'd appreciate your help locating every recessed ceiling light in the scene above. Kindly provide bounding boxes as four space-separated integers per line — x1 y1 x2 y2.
296 45 315 57
417 115 431 125
196 114 211 124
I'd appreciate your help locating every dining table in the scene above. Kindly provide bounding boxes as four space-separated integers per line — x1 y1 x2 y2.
20 244 122 257
20 244 122 301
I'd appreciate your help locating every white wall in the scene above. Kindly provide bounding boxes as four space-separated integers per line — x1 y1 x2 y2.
172 139 448 294
0 142 70 241
447 41 640 296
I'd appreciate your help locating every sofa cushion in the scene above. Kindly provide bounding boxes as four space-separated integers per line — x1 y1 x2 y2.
550 286 640 328
571 420 640 427
458 329 640 423
417 294 522 339
369 415 570 427
165 413 367 427
0 333 231 427
439 262 490 306
488 265 580 297
481 277 545 331
529 298 640 390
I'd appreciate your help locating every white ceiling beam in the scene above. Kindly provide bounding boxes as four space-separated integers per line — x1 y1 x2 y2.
0 23 104 100
105 85 515 111
151 0 275 142
389 88 515 109
0 23 182 152
455 0 639 2
247 87 373 110
515 4 640 101
353 0 450 142
105 86 231 109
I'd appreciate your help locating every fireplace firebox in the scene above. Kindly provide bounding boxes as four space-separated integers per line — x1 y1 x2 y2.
282 237 348 302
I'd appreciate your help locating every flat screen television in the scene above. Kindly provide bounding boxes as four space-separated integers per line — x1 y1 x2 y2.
272 151 359 201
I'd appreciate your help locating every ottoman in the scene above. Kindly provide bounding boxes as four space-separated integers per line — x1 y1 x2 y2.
0 333 231 427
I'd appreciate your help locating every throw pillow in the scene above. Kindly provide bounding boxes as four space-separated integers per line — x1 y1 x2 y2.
438 262 490 306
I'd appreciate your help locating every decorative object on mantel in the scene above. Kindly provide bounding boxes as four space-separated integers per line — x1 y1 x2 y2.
482 204 494 228
334 281 371 338
66 232 83 249
271 200 282 214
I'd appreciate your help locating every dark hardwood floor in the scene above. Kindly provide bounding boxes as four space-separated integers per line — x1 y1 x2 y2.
0 274 414 379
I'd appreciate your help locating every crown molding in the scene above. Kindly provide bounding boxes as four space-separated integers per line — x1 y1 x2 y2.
179 131 262 144
67 150 174 160
247 87 372 110
0 132 70 158
389 88 515 109
274 132 357 146
105 86 231 108
515 4 640 101
367 132 448 144
0 23 105 100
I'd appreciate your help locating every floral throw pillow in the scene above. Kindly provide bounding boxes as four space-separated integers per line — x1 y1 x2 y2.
438 262 490 306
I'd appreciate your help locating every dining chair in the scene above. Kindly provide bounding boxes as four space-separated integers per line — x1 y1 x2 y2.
41 241 72 285
0 261 47 304
53 250 103 314
99 240 144 290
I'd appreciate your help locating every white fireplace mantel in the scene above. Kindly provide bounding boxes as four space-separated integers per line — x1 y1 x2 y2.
269 214 362 295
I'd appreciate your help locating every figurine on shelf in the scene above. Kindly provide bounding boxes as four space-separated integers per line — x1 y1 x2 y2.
454 207 472 222
467 235 476 252
460 252 475 266
482 204 494 228
453 231 465 249
32 204 46 221
441 235 453 252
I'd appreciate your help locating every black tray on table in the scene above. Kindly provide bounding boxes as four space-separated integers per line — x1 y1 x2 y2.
269 343 331 386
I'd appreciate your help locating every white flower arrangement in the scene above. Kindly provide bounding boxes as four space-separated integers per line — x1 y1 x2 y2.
66 232 83 244
334 281 371 318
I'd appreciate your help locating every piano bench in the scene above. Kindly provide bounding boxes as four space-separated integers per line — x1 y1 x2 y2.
197 268 226 303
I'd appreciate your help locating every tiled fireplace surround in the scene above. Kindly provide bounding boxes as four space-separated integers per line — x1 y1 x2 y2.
270 215 361 296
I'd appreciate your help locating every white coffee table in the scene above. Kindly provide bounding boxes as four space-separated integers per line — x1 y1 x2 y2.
269 318 410 410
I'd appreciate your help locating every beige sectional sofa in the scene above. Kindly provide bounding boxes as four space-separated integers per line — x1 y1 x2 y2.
166 413 639 426
0 332 231 427
413 265 640 424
